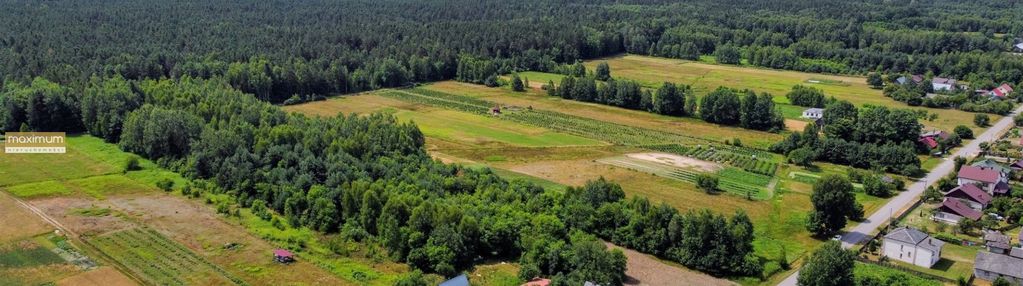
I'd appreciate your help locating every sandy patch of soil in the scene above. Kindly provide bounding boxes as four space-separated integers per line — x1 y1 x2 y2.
56 267 137 286
606 243 736 286
785 119 808 132
625 152 722 172
30 196 133 236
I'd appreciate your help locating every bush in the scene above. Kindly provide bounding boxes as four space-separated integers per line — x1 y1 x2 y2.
123 156 142 172
974 113 990 127
695 173 719 193
155 178 174 192
953 125 974 139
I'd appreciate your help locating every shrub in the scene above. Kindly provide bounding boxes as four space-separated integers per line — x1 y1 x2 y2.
155 178 174 192
123 156 142 172
974 113 990 127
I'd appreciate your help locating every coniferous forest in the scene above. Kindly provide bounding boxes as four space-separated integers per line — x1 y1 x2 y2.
2 0 1023 284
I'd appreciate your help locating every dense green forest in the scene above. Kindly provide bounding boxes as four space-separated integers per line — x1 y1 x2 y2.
1 0 1021 103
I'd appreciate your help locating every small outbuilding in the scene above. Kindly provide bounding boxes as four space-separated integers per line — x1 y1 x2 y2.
801 108 824 119
273 249 295 264
521 277 551 286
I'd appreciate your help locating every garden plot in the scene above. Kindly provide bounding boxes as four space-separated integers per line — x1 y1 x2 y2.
597 155 771 200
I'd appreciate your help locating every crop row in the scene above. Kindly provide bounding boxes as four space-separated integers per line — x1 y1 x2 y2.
643 144 777 176
597 157 769 200
90 228 246 286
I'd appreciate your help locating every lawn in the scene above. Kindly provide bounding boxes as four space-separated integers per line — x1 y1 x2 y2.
582 54 998 134
0 135 120 186
285 94 605 148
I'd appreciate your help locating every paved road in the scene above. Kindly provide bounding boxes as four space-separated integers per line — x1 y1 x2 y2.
778 105 1023 286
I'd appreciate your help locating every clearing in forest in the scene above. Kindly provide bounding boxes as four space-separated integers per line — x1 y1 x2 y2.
285 94 605 148
583 54 997 133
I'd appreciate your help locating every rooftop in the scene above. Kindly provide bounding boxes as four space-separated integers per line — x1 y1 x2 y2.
273 249 293 258
440 274 470 286
958 165 1001 183
946 184 992 205
885 227 930 245
939 199 982 220
976 251 1023 278
933 77 956 84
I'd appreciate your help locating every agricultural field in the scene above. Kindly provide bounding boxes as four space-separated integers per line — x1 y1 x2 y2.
581 54 997 134
89 227 244 286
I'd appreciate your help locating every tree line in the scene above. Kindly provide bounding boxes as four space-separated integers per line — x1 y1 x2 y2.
545 69 784 132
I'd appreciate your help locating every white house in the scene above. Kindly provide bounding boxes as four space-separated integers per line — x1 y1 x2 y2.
932 77 957 91
1015 42 1023 52
883 227 944 268
801 108 824 119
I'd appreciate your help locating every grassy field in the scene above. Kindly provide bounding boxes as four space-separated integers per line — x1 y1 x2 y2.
90 227 244 286
422 81 785 149
583 54 998 134
285 94 604 148
0 136 121 187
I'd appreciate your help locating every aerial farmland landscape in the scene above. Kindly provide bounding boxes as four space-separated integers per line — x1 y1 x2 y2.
2 1 1023 286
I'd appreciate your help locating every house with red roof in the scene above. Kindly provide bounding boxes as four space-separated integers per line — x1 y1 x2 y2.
988 84 1015 98
944 184 992 210
918 130 950 150
919 136 939 149
958 165 1009 195
933 199 982 224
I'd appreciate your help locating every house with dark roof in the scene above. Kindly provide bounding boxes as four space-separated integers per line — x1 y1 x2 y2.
1011 159 1023 171
440 274 470 286
944 184 992 210
934 199 982 224
883 227 944 268
932 77 957 91
958 165 1009 195
984 230 1013 254
975 249 1023 284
